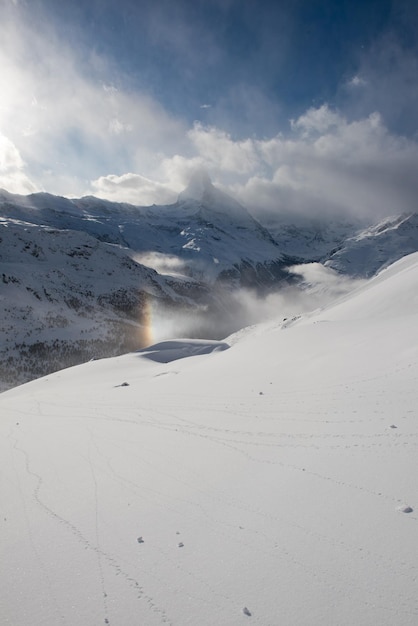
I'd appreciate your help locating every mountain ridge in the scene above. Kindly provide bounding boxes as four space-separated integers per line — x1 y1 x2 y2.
1 179 418 390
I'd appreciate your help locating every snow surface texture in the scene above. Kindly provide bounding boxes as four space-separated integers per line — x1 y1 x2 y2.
1 253 418 625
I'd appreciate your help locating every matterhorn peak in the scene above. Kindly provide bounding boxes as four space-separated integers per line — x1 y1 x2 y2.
176 168 262 227
177 169 214 203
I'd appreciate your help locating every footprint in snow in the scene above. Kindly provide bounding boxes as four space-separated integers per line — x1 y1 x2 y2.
178 542 184 548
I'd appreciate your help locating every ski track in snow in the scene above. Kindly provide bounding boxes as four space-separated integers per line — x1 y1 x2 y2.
7 426 69 625
8 428 173 625
5 373 418 623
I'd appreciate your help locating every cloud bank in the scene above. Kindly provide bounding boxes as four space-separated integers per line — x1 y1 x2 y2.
91 106 418 219
1 1 418 220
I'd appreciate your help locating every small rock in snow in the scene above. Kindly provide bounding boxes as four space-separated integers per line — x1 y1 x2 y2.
137 536 144 543
242 606 252 616
398 505 413 514
389 424 397 429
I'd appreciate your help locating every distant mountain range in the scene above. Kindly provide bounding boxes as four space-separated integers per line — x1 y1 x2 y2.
1 172 417 390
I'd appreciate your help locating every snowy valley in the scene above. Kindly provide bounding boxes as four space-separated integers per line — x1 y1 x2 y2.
1 176 418 624
1 175 418 391
3 1 418 623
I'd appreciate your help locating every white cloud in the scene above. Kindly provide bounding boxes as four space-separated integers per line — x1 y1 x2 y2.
239 110 418 218
91 155 215 205
0 133 24 171
1 4 418 222
91 173 176 205
347 75 367 88
159 154 210 188
188 123 260 175
0 4 186 197
0 133 38 193
291 104 341 135
133 252 189 277
108 118 133 135
145 107 418 219
81 104 418 219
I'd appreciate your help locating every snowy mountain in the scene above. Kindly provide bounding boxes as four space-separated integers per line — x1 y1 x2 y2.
252 203 363 260
325 212 418 276
0 173 289 288
255 208 418 277
0 218 217 390
2 179 418 391
1 252 417 625
0 176 296 390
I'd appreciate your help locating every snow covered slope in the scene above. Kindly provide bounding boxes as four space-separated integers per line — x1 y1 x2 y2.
1 253 417 625
0 218 213 390
256 211 363 262
0 177 292 389
325 212 418 277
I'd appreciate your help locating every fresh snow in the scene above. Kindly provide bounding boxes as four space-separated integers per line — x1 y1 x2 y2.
1 254 418 625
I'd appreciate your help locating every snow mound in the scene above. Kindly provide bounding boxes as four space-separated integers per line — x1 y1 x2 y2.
137 338 230 363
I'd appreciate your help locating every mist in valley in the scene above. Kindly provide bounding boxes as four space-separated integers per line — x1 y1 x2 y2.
147 260 366 345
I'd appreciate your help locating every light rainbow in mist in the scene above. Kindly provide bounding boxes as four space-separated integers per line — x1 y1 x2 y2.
136 296 154 348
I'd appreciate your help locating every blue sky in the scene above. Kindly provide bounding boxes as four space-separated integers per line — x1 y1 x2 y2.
1 0 418 218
